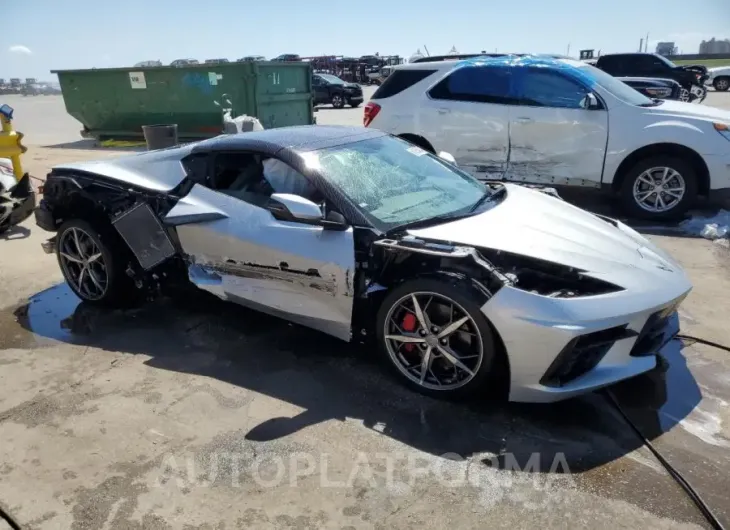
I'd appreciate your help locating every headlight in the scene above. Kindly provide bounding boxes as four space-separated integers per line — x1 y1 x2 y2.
644 87 672 98
480 250 624 298
714 122 730 141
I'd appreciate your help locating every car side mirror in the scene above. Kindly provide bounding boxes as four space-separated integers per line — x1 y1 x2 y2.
321 210 348 231
438 151 457 165
267 193 323 222
580 93 601 110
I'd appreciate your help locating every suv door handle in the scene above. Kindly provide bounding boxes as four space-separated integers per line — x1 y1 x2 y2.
515 117 533 123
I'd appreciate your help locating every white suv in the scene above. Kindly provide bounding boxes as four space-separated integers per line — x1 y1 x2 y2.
364 56 730 220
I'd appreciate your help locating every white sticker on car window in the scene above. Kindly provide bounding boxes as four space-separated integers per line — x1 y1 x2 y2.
407 146 427 156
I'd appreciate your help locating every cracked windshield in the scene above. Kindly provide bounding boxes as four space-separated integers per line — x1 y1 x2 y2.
313 137 488 228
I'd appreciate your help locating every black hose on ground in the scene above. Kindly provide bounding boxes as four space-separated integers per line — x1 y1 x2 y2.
604 333 730 530
0 502 21 530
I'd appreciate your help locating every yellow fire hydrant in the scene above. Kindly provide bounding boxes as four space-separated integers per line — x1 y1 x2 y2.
0 103 27 181
0 103 35 233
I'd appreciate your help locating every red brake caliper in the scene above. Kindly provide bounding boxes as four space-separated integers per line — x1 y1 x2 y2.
401 313 417 352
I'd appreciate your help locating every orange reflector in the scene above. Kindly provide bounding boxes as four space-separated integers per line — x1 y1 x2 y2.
714 122 729 132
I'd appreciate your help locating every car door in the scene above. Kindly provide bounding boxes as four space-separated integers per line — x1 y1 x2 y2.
164 151 356 342
312 75 329 105
420 65 514 180
508 67 608 187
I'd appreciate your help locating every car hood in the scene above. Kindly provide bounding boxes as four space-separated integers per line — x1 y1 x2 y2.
709 66 730 74
52 143 197 192
408 184 685 290
646 99 730 122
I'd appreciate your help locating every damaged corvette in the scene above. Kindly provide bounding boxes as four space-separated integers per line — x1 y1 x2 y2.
34 126 692 402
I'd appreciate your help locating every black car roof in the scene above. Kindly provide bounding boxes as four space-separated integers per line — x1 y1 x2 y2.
192 125 385 155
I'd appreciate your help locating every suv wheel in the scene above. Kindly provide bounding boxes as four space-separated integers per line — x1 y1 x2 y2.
331 94 345 109
619 156 697 220
714 77 729 92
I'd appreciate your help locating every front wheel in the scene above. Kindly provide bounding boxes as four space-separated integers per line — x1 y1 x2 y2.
618 156 697 220
714 77 729 92
331 94 345 109
56 219 135 306
376 278 503 399
349 101 361 108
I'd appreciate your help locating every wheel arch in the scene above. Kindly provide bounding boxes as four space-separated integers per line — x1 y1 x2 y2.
359 266 511 392
610 143 710 196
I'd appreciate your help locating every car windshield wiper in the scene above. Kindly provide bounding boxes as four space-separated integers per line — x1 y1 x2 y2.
638 99 663 107
389 211 476 233
469 185 506 212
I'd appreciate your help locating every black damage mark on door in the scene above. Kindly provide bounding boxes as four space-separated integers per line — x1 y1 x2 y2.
194 258 338 296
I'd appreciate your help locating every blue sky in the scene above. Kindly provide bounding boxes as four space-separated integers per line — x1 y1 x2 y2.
3 0 729 80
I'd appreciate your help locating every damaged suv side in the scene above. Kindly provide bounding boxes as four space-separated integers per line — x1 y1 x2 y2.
34 126 691 403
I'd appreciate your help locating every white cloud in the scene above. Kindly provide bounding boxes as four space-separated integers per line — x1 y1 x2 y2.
9 45 32 55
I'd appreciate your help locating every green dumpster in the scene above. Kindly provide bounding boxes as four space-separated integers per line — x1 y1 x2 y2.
52 62 314 140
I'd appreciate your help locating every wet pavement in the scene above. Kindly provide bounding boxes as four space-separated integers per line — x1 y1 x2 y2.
1 265 728 528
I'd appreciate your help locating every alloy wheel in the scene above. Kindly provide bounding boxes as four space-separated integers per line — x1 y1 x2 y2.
716 79 729 91
58 227 109 301
383 291 484 391
632 166 686 213
679 88 691 102
332 95 343 108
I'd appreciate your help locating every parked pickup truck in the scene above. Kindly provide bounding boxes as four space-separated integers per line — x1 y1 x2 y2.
594 53 708 102
365 56 730 220
312 73 363 108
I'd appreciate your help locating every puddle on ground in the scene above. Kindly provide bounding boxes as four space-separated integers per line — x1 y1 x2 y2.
0 283 84 349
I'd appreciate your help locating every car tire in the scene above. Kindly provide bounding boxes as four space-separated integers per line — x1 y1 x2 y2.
331 94 345 109
55 219 136 306
350 101 361 108
619 156 697 220
375 278 504 399
714 77 729 92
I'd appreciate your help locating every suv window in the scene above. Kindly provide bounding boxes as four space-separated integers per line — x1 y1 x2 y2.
371 69 437 99
517 69 588 109
429 66 515 104
598 55 624 73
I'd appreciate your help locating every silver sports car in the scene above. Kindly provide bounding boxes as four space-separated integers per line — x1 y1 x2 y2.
34 126 692 402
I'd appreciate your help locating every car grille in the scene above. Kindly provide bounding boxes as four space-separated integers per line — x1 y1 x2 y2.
540 325 636 387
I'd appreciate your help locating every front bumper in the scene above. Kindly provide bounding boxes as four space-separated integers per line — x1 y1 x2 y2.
482 274 691 403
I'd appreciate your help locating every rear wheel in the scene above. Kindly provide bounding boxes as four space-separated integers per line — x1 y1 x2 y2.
56 219 135 306
376 278 503 399
714 77 729 92
618 156 697 220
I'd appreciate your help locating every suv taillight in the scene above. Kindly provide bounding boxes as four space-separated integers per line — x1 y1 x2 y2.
363 102 381 127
